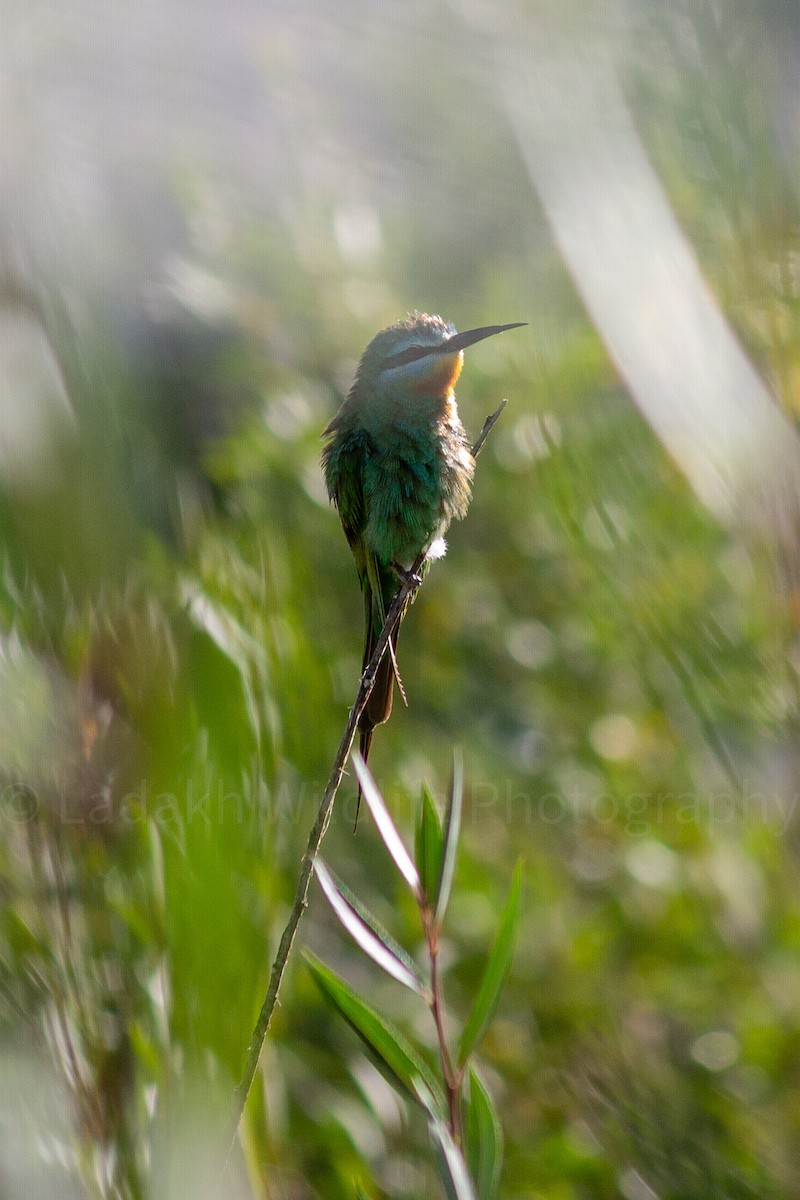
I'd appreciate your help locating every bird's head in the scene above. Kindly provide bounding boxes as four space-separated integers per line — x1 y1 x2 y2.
352 312 525 400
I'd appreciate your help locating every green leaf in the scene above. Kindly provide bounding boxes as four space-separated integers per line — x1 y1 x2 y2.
458 861 522 1066
306 953 445 1114
415 783 444 908
434 750 464 928
321 862 424 985
353 752 421 895
314 860 426 995
430 1114 478 1200
463 1066 503 1200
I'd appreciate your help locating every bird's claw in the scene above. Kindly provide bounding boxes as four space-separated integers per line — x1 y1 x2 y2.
391 560 423 587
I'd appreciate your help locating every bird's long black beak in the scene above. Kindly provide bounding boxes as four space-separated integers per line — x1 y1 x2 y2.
436 322 527 354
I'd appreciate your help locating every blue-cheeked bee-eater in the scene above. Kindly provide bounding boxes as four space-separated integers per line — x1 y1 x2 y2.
322 312 525 792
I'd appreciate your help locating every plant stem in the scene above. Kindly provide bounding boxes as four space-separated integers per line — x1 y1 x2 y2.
427 922 461 1141
224 546 427 1161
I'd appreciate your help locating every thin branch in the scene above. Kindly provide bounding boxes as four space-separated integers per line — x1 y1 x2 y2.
471 399 507 458
224 548 425 1158
224 399 508 1163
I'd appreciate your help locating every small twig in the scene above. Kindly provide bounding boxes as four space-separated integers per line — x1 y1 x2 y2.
471 398 507 458
224 398 508 1163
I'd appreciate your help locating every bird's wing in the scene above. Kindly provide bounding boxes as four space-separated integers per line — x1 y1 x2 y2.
322 425 403 696
322 427 368 554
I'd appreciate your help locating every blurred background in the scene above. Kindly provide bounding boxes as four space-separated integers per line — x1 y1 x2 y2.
3 0 800 1196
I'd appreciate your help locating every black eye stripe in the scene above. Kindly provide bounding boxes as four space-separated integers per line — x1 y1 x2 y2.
385 343 438 367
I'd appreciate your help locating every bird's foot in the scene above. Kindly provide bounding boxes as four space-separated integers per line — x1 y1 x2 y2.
391 559 423 587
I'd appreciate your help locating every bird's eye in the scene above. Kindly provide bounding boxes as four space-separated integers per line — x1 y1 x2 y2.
386 343 433 368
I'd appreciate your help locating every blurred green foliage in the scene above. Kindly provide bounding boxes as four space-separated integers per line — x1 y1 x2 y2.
3 1 800 1197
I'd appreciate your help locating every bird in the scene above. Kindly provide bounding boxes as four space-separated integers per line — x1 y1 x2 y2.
322 312 525 806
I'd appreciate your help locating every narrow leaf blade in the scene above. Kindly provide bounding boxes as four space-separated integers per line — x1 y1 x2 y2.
430 1114 479 1200
434 750 464 927
458 861 522 1066
353 752 421 894
314 860 424 994
306 953 445 1114
416 783 444 907
322 863 425 988
464 1066 503 1200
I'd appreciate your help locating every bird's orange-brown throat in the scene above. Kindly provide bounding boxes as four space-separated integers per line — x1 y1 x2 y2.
409 350 463 398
